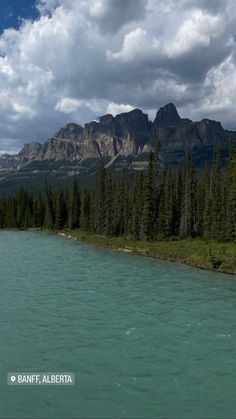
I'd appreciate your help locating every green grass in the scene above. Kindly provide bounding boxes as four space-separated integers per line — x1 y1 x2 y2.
60 230 236 275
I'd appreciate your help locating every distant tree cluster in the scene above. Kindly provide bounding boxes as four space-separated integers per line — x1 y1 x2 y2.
0 146 236 242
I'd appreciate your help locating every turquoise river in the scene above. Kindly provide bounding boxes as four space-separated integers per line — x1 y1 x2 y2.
0 231 236 419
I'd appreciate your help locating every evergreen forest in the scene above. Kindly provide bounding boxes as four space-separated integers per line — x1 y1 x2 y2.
0 146 235 242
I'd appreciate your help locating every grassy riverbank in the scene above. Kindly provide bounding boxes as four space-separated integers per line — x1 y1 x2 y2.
59 230 236 275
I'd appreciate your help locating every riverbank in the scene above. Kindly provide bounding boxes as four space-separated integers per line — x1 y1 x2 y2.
58 230 236 275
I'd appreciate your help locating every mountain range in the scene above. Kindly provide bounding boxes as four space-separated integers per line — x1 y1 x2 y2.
0 103 235 194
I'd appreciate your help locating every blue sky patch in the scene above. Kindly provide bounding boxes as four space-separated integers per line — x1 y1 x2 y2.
0 0 38 33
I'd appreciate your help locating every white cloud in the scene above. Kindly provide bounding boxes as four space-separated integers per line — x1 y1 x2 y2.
36 0 60 14
108 8 224 64
107 28 160 62
106 102 134 115
197 55 236 121
0 57 15 79
166 9 223 58
56 98 135 117
37 0 147 33
55 97 106 114
89 0 109 18
55 98 82 113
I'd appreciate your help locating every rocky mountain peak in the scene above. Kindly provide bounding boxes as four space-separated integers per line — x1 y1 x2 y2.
0 103 233 182
54 123 83 140
84 121 100 137
100 114 115 126
115 108 146 122
18 141 42 157
154 103 181 126
115 108 149 132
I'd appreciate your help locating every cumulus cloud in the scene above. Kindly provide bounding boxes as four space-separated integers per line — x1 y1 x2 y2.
56 97 135 119
88 0 147 33
106 102 134 115
0 0 236 153
165 10 223 58
55 97 106 114
107 28 160 62
183 53 236 126
37 0 147 33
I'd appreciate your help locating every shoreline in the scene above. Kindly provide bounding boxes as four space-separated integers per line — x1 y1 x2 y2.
1 228 235 275
57 230 236 276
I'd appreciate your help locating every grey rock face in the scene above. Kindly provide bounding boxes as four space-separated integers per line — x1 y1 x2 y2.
115 108 150 154
0 142 42 171
0 154 18 170
154 103 181 126
0 103 231 173
150 104 226 153
196 119 225 146
39 138 81 161
54 123 83 140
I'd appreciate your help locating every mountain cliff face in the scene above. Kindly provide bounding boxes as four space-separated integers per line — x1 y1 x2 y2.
0 103 234 181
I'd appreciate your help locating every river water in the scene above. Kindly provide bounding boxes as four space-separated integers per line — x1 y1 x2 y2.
0 231 236 418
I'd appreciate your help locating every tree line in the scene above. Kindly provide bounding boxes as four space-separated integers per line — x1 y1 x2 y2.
0 146 235 241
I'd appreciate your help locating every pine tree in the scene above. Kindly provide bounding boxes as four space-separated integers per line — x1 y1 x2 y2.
44 182 55 229
131 173 144 240
24 196 33 228
172 167 183 236
95 164 106 234
105 174 115 236
224 151 236 240
179 155 196 237
122 171 131 236
196 163 210 236
33 194 45 227
158 165 174 237
87 189 95 233
69 176 80 229
55 191 67 230
16 188 31 228
115 175 125 236
0 205 4 228
115 171 131 236
141 151 157 240
4 198 17 227
210 146 223 238
80 190 92 231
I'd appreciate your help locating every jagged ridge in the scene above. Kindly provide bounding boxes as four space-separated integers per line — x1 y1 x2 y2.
0 103 234 174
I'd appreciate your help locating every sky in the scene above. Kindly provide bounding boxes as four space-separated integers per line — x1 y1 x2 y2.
0 0 236 154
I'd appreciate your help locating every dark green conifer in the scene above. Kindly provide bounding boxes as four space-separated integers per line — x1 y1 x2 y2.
80 190 92 231
131 173 144 240
44 182 55 229
55 191 67 230
69 176 80 229
224 151 236 240
141 151 157 240
210 146 223 238
105 174 115 236
33 194 45 227
158 165 174 237
95 164 106 234
179 155 196 237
